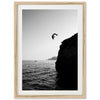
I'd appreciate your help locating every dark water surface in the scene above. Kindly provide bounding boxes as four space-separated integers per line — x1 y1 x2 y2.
22 60 57 90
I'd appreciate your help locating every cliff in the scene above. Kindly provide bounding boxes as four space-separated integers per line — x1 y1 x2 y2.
55 33 78 90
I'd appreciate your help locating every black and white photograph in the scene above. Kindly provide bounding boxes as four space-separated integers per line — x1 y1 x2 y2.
22 9 78 90
15 2 86 98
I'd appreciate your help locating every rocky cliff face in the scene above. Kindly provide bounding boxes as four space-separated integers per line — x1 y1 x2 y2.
55 33 78 90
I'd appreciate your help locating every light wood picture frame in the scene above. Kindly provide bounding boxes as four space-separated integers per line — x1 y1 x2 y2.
14 2 86 98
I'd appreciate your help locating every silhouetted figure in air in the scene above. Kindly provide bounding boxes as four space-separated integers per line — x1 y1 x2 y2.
52 33 58 39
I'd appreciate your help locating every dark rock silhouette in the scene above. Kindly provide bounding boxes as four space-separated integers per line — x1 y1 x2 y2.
55 33 78 90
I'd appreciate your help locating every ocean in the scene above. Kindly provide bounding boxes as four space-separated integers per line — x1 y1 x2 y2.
22 60 57 90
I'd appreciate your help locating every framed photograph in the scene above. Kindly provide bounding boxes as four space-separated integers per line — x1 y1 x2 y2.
14 2 86 98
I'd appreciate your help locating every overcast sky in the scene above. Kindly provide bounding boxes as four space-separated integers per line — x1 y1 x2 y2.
22 10 77 60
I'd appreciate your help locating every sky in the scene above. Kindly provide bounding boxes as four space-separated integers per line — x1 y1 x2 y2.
22 10 77 60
